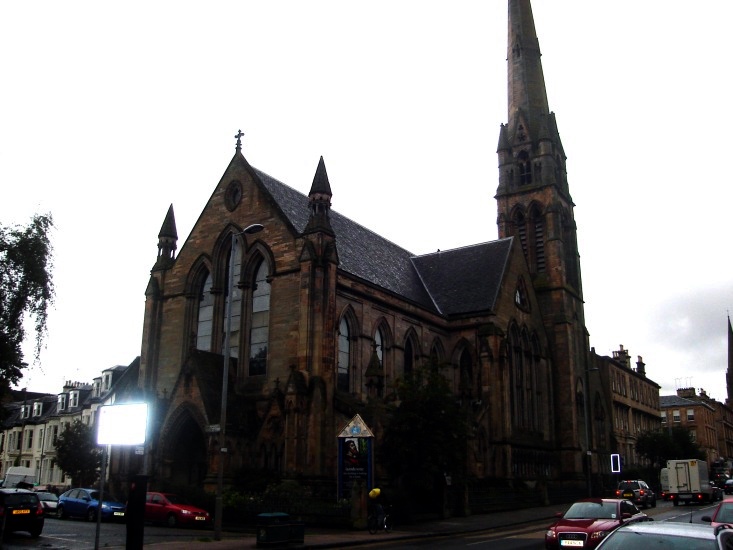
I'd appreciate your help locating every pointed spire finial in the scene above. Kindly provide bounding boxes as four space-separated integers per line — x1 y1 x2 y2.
235 129 244 152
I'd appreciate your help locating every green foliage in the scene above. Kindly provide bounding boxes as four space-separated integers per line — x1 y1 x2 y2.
635 426 706 466
0 214 55 395
381 359 468 499
55 420 102 487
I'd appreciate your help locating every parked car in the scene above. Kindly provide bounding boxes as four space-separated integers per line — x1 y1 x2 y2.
702 498 733 528
145 492 211 527
615 480 656 508
57 488 126 522
0 488 45 538
595 521 719 549
34 491 59 516
545 498 649 549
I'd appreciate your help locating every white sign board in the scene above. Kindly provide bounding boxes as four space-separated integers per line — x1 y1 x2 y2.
97 403 148 445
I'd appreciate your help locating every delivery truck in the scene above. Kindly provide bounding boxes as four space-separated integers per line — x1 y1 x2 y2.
1 466 37 488
666 459 713 506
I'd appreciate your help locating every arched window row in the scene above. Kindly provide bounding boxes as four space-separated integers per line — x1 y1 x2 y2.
336 315 450 396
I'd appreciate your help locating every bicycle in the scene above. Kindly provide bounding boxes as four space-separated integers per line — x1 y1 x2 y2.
368 504 392 534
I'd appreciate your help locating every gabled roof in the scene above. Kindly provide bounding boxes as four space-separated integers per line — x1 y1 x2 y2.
254 168 513 317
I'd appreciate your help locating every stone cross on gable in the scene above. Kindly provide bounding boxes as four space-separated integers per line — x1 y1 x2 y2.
235 129 244 152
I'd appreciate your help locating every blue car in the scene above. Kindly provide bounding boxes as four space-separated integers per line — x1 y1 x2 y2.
57 488 126 522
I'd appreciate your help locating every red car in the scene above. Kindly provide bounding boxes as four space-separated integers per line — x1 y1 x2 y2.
545 498 649 549
145 492 211 527
702 497 733 528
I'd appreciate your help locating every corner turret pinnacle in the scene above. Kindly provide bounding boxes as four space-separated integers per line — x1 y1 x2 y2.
154 204 178 270
304 156 334 235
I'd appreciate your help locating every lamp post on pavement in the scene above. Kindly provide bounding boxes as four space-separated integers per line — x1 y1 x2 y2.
583 364 599 498
214 223 264 541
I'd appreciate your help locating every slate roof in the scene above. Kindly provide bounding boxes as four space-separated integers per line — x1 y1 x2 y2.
254 168 513 317
412 240 513 315
660 394 716 411
660 395 698 407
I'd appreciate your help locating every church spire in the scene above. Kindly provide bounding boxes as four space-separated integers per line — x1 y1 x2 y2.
507 0 549 135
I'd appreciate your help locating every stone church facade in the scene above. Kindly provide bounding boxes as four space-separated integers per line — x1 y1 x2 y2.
126 0 604 499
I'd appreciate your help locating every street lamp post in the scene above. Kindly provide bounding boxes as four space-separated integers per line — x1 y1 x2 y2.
214 223 264 541
583 365 599 498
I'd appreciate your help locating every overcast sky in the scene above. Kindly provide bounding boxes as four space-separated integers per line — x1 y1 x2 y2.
2 1 731 402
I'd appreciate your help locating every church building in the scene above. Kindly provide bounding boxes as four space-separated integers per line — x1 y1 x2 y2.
129 0 612 503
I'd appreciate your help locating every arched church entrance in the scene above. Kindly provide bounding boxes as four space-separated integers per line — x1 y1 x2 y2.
162 410 208 488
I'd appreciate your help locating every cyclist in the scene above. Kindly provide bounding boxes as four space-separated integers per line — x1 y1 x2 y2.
368 487 390 533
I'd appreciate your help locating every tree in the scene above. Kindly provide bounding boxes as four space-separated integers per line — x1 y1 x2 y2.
0 213 54 395
636 426 706 467
55 420 102 487
381 358 468 512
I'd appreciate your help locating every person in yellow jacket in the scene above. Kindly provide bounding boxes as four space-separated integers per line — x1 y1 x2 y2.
368 487 386 532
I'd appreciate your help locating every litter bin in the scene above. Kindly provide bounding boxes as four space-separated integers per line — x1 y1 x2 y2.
256 513 292 547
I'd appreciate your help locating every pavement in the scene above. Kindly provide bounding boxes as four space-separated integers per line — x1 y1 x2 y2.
142 504 562 549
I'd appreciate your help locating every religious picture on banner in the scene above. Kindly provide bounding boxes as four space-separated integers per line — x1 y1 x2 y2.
342 437 368 481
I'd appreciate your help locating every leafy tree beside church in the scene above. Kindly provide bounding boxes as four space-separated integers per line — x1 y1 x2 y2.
0 214 54 400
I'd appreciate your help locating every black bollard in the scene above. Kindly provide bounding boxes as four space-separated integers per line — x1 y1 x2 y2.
126 475 148 550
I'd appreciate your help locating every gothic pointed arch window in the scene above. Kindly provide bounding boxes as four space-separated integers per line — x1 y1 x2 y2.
458 347 473 398
196 270 214 351
337 317 351 392
509 324 540 432
514 277 530 311
518 150 532 185
403 333 419 378
374 326 385 366
561 209 580 289
429 339 445 366
528 204 545 273
248 259 270 376
512 209 528 259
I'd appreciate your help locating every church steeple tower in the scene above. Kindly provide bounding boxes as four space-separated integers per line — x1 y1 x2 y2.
497 0 578 291
497 0 590 481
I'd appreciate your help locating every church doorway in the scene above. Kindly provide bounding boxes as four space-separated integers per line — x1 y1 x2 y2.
162 412 208 488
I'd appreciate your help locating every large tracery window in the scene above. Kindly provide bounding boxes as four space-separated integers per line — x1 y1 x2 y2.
337 317 351 392
196 271 214 351
509 325 540 432
249 260 270 376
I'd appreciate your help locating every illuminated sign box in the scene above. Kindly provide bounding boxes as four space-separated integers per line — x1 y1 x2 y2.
97 403 148 445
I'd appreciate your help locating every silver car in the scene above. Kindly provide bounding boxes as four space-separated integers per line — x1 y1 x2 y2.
595 521 728 550
34 491 59 516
